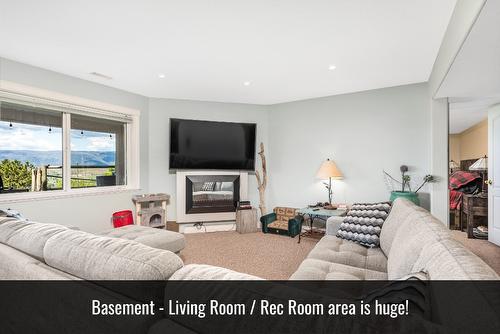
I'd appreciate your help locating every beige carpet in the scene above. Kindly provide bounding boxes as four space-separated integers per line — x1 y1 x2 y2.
450 230 500 275
180 231 317 280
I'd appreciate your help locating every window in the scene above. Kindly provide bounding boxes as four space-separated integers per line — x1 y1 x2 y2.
0 101 63 193
71 114 126 188
0 95 136 198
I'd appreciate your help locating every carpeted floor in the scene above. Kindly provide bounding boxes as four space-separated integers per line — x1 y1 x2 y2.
450 230 500 275
179 231 317 280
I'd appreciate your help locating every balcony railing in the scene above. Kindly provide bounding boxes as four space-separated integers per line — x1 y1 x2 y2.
45 165 116 189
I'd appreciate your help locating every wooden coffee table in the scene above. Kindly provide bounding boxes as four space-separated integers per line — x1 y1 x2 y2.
297 207 347 243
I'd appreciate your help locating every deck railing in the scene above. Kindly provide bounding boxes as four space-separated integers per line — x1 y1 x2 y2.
44 165 116 189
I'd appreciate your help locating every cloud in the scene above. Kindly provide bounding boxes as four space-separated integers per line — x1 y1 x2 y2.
0 121 115 152
0 123 62 151
87 137 115 151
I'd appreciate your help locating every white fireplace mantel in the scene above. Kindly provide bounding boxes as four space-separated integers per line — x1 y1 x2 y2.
175 170 248 224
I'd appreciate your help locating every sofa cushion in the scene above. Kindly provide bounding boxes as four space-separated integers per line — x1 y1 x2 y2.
386 208 450 279
379 198 424 256
98 225 186 253
44 229 184 280
336 202 391 248
307 235 387 273
0 243 77 280
412 238 499 280
290 258 387 280
267 220 288 230
0 218 68 261
273 207 297 222
170 264 263 280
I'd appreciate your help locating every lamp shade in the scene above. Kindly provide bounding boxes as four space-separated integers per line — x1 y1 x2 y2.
469 156 488 171
449 160 459 169
316 159 343 179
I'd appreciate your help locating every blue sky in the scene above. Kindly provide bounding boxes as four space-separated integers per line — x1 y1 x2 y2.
0 121 115 151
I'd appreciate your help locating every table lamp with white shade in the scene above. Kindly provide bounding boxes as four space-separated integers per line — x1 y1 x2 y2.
449 160 459 174
469 155 488 195
316 159 343 204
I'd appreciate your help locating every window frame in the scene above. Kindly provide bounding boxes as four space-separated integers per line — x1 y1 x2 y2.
0 81 140 203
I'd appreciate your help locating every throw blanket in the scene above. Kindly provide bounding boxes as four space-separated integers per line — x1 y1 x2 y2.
449 171 481 210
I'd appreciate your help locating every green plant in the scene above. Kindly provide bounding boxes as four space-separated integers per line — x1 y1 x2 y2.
104 167 115 176
0 159 34 190
383 166 435 194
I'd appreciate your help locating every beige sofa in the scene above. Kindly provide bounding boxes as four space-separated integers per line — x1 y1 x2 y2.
290 198 499 280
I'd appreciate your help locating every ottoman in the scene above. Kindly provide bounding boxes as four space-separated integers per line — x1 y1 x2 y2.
99 225 186 254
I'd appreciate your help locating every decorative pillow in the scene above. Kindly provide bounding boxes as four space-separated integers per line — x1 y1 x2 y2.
200 182 216 191
336 202 391 248
220 182 233 191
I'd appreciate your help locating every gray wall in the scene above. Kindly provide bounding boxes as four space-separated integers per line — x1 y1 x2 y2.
1 57 436 231
267 83 431 210
0 57 150 232
147 98 269 220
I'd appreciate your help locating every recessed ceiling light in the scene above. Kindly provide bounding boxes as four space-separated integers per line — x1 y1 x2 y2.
328 65 337 71
158 73 166 79
243 81 251 86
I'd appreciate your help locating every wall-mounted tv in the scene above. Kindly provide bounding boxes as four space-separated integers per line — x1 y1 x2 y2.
169 118 256 170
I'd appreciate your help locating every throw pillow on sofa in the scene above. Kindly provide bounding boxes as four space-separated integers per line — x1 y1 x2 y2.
336 202 392 248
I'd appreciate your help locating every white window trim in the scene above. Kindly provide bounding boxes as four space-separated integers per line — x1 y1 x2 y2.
0 80 141 203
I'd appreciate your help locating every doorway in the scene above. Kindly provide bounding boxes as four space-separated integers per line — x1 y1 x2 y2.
448 99 489 240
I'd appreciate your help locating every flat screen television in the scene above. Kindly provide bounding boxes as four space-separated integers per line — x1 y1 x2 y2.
169 118 256 170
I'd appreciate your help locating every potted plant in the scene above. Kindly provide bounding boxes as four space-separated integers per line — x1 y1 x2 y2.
383 165 435 205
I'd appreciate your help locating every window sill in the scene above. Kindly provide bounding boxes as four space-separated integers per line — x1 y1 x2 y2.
0 186 142 204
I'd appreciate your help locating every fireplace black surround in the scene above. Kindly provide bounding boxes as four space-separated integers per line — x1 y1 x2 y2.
185 175 240 214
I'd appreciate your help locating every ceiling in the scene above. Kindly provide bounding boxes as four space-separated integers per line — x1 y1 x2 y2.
438 0 500 133
0 0 456 105
448 97 496 134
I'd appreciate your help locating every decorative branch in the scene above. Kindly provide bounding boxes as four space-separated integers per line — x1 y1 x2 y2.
256 142 267 216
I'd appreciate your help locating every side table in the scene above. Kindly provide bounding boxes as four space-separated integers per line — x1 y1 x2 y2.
236 208 259 234
297 207 347 243
461 194 488 238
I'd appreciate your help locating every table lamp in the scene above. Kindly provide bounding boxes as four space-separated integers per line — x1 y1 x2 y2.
469 155 488 195
316 159 343 204
449 160 459 174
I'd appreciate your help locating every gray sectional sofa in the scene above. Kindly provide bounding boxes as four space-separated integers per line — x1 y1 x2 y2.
290 198 499 280
0 198 498 281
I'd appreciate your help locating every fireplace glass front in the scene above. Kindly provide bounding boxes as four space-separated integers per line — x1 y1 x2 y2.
185 175 240 214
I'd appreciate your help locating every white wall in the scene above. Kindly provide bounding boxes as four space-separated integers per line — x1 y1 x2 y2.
0 57 437 229
427 0 486 224
267 83 431 210
0 57 150 232
147 98 269 220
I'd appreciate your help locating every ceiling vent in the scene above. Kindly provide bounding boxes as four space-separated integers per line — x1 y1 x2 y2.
89 72 112 80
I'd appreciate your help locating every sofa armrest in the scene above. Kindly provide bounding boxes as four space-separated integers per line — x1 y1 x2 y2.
260 212 276 233
326 216 345 236
288 215 304 237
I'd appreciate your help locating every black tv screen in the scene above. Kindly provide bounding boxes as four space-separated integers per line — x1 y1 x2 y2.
169 118 256 170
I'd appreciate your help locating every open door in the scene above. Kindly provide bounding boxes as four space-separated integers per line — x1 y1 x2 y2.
488 104 500 246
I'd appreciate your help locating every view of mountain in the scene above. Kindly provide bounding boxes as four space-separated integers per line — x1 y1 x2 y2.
0 150 115 166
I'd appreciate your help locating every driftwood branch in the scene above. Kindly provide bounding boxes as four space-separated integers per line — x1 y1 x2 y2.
256 142 267 216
